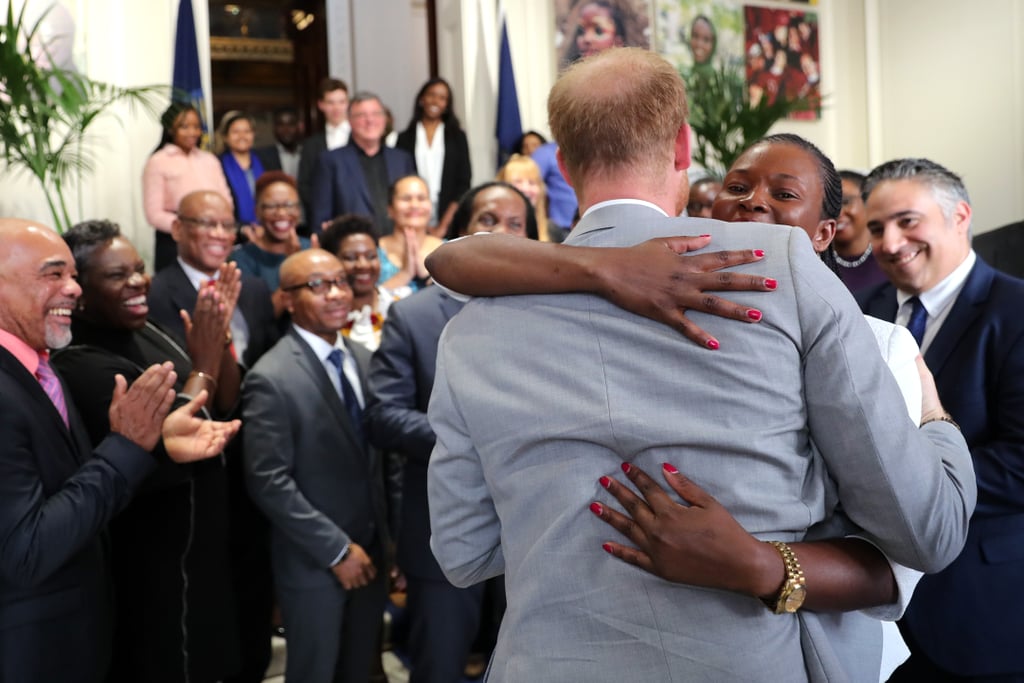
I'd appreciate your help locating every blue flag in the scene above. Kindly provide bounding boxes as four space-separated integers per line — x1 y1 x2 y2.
495 17 522 157
172 0 204 130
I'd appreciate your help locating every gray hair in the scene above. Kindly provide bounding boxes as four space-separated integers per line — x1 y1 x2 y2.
348 91 382 112
861 158 970 221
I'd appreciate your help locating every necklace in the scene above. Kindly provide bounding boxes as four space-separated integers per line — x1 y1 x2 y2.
832 243 872 269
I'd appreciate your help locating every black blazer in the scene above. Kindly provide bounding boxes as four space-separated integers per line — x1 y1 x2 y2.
365 286 464 580
147 261 279 369
0 347 155 682
858 258 1024 676
254 144 283 172
296 132 328 228
396 123 472 222
973 220 1024 279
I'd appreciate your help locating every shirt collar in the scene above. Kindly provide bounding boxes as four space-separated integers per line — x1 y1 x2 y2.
895 249 976 315
292 324 344 361
177 256 218 291
0 327 43 375
579 198 670 221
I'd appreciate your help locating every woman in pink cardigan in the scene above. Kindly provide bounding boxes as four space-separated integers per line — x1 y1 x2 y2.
143 103 233 272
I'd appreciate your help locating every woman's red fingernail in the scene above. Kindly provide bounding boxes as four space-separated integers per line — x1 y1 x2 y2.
590 502 604 516
706 338 720 350
621 462 632 475
764 278 778 290
699 234 711 238
602 543 614 554
599 476 612 489
747 309 762 321
662 462 679 474
754 249 765 258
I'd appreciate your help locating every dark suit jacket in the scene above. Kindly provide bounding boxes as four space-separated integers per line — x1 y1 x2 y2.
242 330 390 590
858 257 1024 676
366 286 464 580
311 142 416 232
973 220 1024 279
296 132 327 228
147 261 279 369
0 347 155 683
395 124 472 222
254 144 283 172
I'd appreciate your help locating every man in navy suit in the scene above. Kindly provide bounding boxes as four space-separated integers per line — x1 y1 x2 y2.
857 158 1024 682
366 182 537 682
0 218 234 683
312 92 416 235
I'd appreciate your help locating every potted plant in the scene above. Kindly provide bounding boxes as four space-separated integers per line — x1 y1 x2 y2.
683 60 814 178
0 2 164 233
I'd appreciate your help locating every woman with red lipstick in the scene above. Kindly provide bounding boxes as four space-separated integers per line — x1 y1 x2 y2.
396 78 472 238
143 103 234 273
52 220 244 683
378 175 443 292
231 171 310 317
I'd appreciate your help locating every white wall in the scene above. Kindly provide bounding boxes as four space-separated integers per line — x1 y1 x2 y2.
868 0 1024 233
0 0 210 263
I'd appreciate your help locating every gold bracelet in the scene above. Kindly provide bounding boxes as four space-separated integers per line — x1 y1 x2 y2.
920 413 960 430
224 331 234 348
188 370 218 393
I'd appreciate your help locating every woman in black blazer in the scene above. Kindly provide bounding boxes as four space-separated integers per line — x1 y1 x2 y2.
396 78 472 237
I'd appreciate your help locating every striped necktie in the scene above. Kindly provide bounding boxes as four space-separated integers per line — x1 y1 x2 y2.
36 353 69 427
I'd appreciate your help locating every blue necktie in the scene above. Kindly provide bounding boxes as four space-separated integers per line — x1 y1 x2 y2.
906 296 928 346
327 349 364 439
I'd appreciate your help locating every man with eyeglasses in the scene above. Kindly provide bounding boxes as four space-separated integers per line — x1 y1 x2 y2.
312 92 416 236
242 248 393 683
148 189 281 683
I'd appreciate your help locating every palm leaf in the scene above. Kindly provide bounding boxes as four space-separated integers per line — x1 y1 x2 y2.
683 62 815 177
0 3 166 232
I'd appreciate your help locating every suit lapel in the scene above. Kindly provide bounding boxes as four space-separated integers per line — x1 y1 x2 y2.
0 348 80 457
288 331 364 450
924 261 993 375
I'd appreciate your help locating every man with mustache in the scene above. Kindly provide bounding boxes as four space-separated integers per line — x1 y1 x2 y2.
0 218 236 682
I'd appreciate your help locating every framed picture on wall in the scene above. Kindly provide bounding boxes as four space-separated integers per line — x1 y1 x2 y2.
555 0 654 72
743 5 821 119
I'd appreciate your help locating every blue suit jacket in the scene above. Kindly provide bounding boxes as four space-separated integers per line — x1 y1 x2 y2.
311 142 415 233
0 347 155 682
858 257 1024 676
365 286 464 580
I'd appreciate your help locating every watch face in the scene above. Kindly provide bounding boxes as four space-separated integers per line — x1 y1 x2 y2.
783 585 806 613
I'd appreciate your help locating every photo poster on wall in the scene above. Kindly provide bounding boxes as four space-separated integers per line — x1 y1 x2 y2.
743 5 821 119
554 0 654 72
653 1 821 120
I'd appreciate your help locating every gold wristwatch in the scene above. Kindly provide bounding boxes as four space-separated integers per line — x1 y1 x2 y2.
763 541 806 614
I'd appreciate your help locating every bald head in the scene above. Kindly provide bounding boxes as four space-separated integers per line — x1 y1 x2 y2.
280 248 342 289
0 219 81 350
549 47 688 184
171 191 236 275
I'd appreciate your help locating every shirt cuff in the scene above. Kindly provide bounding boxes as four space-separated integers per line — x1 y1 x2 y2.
330 543 350 567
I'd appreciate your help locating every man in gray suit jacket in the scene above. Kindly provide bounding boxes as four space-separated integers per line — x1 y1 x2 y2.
426 48 976 682
243 249 390 683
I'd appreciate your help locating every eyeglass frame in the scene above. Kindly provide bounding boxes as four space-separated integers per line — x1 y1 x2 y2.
281 275 351 296
177 215 238 233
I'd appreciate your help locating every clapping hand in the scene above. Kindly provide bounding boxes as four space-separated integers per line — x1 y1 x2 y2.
162 389 241 463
